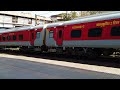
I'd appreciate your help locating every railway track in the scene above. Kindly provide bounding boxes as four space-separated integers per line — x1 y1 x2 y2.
0 50 120 69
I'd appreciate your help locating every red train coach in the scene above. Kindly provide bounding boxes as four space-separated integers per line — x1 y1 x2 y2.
60 12 120 56
0 24 45 51
0 26 35 50
43 12 120 57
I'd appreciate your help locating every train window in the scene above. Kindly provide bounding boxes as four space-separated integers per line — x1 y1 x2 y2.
59 30 62 38
71 30 81 38
13 35 16 40
2 37 6 41
32 33 34 39
111 26 120 36
19 35 23 40
88 28 102 37
7 36 11 41
36 32 40 38
49 30 54 38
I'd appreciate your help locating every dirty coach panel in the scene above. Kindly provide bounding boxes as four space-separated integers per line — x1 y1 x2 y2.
34 25 44 46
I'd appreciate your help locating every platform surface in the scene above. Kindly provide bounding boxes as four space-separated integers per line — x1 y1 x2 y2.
0 54 120 79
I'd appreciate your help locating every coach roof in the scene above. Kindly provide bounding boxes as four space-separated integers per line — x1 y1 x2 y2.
46 21 64 28
0 26 34 34
32 25 44 29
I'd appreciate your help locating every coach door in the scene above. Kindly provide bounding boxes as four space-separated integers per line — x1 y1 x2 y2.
30 30 35 46
56 26 64 46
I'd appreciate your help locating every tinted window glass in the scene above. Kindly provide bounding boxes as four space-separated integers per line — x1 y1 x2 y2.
111 26 120 36
19 35 23 40
2 37 5 41
49 31 54 38
7 36 11 41
71 30 81 38
36 32 40 38
88 28 102 37
59 30 62 38
32 33 34 39
13 35 16 40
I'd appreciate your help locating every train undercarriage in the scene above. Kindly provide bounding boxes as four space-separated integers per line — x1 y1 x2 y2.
0 45 120 59
40 46 120 58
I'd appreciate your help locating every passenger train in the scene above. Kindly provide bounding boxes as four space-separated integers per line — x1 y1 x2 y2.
0 11 120 58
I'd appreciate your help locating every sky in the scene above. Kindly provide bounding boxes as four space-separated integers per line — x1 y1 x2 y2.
21 11 68 17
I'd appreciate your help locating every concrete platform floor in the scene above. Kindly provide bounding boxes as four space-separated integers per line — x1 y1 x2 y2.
0 54 120 79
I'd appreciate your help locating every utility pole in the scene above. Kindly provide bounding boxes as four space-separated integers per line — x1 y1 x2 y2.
66 11 68 20
3 14 5 28
81 11 83 17
35 14 37 26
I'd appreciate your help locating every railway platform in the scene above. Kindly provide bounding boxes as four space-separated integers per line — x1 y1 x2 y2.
0 53 120 79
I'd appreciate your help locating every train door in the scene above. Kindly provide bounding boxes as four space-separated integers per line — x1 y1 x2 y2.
56 26 64 46
30 30 35 46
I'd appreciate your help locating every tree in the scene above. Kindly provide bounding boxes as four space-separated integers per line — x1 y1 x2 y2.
59 11 110 21
59 11 79 21
88 11 102 15
70 11 78 19
78 11 111 17
88 11 110 15
59 12 71 21
79 11 90 17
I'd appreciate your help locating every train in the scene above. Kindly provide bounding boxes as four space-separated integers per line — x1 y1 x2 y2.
0 11 120 58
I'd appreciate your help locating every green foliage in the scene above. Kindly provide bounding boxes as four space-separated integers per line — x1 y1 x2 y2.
59 11 78 21
70 11 78 19
59 11 110 21
88 11 107 15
